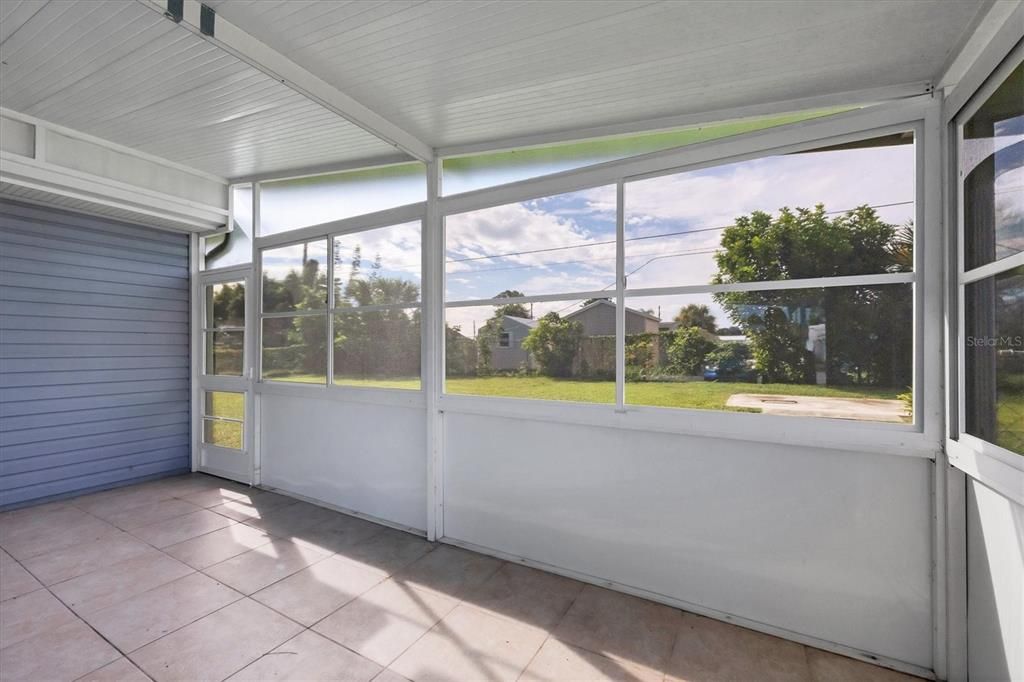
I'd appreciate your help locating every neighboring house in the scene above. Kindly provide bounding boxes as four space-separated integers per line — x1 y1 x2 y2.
564 299 660 336
488 315 537 370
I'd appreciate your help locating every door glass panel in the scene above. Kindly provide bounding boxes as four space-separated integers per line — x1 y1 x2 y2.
203 419 243 450
204 281 245 376
203 391 244 450
206 281 246 328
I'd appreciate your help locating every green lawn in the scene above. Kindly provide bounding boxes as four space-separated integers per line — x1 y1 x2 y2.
262 374 902 413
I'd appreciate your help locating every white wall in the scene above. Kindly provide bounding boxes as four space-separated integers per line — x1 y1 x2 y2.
258 391 426 532
967 480 1024 682
442 412 934 669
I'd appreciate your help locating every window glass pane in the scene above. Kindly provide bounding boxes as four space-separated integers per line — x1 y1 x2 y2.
205 185 253 269
624 133 915 289
260 163 426 236
445 300 614 404
442 108 848 195
334 222 421 306
965 266 1024 454
204 391 244 420
205 331 243 376
445 187 616 301
261 315 327 384
262 241 328 313
963 62 1024 270
333 309 421 389
205 281 245 328
624 286 913 423
203 419 243 450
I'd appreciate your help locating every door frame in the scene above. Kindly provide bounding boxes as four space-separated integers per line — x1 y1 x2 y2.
195 265 256 484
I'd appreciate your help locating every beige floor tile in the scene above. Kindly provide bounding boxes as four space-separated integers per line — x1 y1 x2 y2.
335 528 435 576
102 498 202 531
0 507 119 560
553 585 680 674
806 648 922 682
50 551 194 615
243 500 341 537
521 639 663 682
373 670 411 682
178 482 261 509
228 630 382 682
666 612 811 682
0 556 42 602
314 578 459 666
253 554 386 626
163 523 272 569
390 603 548 682
77 657 151 682
393 545 503 599
130 598 302 682
130 509 235 549
0 619 120 682
291 514 386 555
463 563 584 630
83 571 242 652
208 491 297 522
72 486 177 520
203 538 331 595
0 587 77 650
22 531 159 585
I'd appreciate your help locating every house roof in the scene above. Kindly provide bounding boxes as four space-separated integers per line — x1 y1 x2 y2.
565 299 661 323
502 315 538 329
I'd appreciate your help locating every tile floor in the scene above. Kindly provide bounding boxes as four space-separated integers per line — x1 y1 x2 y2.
0 474 922 682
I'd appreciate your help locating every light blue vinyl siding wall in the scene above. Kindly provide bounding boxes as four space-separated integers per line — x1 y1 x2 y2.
0 199 191 508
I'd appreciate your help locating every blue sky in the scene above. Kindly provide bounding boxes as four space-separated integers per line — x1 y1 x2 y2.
255 140 919 335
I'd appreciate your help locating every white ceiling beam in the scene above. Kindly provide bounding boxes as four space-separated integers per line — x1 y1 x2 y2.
435 81 932 158
137 0 434 163
229 152 415 185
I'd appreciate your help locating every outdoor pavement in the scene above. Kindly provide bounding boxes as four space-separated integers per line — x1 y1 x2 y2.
726 394 908 422
0 474 922 681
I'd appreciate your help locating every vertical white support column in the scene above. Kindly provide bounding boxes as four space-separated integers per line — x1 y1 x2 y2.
189 232 201 473
615 181 626 412
424 161 444 541
251 183 262 485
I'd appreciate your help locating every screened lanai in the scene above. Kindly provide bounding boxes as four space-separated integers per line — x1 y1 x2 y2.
0 1 1022 681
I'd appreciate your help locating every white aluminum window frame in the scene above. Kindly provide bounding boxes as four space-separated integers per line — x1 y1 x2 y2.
947 42 1024 505
439 98 941 458
255 203 428 406
236 96 942 458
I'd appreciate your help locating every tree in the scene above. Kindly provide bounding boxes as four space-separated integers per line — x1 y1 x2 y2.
667 327 718 376
673 304 717 333
712 205 912 386
492 290 530 319
522 312 583 377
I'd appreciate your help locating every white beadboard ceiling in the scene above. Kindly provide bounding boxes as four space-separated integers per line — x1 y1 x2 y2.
1 0 992 179
0 0 401 178
204 0 987 151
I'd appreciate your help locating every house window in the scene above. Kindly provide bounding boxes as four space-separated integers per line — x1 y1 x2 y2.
959 60 1023 456
332 221 423 389
260 239 329 384
442 131 920 421
258 222 424 389
622 132 917 423
444 186 617 404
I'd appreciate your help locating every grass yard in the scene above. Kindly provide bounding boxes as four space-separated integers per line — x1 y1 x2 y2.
263 374 903 412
